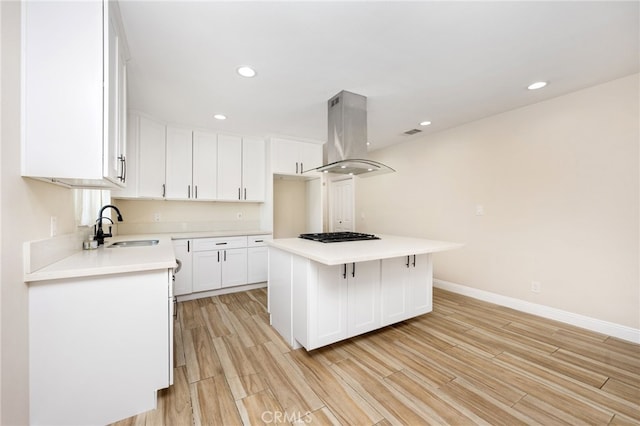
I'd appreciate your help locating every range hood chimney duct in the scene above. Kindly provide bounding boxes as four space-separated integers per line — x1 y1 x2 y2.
309 90 394 177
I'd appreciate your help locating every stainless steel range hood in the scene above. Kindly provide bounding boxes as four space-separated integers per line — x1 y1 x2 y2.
308 91 395 177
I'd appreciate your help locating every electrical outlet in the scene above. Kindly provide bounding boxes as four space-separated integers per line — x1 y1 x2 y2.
50 216 58 237
475 204 484 216
237 212 243 220
153 212 161 222
531 281 541 293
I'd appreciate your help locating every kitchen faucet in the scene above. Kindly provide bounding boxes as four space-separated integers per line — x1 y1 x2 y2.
94 204 123 245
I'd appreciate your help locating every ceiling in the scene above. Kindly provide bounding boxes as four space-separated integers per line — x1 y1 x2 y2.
118 1 639 151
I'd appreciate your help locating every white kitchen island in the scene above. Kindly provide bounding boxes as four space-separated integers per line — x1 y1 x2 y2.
267 235 462 350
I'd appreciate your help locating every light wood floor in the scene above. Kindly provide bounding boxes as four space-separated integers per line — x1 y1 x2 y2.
113 288 640 425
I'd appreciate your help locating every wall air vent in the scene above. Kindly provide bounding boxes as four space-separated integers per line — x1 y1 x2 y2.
403 128 422 135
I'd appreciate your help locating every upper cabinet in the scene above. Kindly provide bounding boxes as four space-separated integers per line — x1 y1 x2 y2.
21 1 128 189
165 128 219 201
218 135 266 201
271 138 323 176
113 113 166 199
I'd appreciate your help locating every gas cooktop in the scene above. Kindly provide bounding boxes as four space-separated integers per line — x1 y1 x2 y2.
299 232 380 243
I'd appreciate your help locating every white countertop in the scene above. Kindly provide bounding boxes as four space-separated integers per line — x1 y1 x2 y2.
267 234 463 265
169 230 271 240
24 235 177 283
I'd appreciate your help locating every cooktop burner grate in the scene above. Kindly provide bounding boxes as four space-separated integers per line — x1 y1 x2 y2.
299 232 380 243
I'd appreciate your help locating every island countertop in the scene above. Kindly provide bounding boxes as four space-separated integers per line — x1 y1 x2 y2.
266 234 463 266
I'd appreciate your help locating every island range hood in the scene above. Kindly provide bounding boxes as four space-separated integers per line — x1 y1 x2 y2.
308 90 395 177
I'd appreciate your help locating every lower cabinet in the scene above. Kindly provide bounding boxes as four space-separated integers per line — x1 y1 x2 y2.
173 234 271 298
380 254 432 325
274 248 433 350
29 269 173 425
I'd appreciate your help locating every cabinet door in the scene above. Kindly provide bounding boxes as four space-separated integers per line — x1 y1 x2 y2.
380 256 411 326
192 251 221 292
165 127 193 199
247 246 268 284
172 240 192 296
271 138 300 175
242 137 265 201
138 115 166 198
409 254 433 316
192 131 217 200
217 135 243 200
312 264 348 347
221 248 248 288
347 261 381 336
104 7 121 185
298 142 323 172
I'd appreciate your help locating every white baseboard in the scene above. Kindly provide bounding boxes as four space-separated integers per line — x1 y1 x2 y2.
433 279 640 344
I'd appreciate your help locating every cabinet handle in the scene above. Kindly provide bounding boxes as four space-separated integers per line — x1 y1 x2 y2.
162 184 166 198
406 256 410 268
187 240 190 252
244 188 247 200
238 188 241 200
352 262 355 277
195 185 198 199
301 162 304 173
173 297 178 319
413 255 416 267
188 185 191 198
342 264 347 279
224 250 227 261
217 251 220 262
122 155 127 182
296 162 299 174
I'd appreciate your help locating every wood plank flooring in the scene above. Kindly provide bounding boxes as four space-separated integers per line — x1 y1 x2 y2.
112 288 640 425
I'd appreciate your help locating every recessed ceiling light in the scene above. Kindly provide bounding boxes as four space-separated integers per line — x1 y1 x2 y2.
237 66 256 78
213 114 227 120
420 121 432 126
527 81 547 90
366 142 371 146
340 165 347 169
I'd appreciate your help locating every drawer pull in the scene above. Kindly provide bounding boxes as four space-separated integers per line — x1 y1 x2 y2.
216 242 227 245
254 239 264 243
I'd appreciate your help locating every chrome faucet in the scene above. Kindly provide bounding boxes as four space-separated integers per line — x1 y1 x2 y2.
95 204 123 245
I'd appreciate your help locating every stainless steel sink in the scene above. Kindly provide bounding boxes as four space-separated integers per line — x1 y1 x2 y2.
107 239 159 248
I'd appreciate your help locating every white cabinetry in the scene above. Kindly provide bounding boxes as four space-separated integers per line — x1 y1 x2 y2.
165 127 194 200
218 135 266 201
247 235 271 284
21 0 129 189
29 269 172 425
269 248 434 351
285 254 381 350
172 239 193 296
242 137 266 201
166 128 218 200
191 236 248 292
217 135 243 201
381 254 433 326
174 234 271 299
193 132 218 200
113 113 166 199
271 138 323 175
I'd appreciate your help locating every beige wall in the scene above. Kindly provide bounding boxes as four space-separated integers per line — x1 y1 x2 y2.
357 74 639 329
273 178 308 238
1 2 77 423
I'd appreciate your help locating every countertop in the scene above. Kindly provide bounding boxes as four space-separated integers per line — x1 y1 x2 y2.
24 230 274 283
25 235 177 283
267 234 463 265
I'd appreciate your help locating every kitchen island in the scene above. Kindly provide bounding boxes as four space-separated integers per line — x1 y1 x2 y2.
267 235 462 350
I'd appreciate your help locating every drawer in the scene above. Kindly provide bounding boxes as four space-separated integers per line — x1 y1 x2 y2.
192 236 247 251
247 234 273 247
